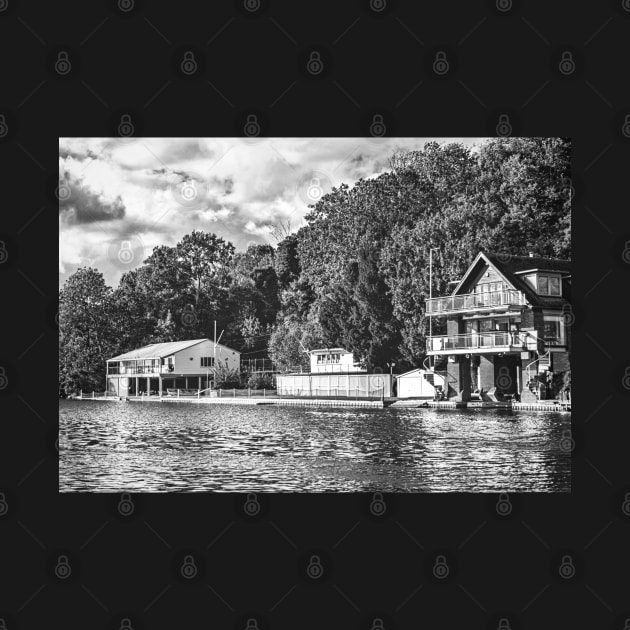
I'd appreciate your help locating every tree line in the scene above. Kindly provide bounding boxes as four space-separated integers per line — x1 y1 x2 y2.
59 138 571 394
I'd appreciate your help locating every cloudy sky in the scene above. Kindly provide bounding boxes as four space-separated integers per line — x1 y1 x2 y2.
59 137 488 288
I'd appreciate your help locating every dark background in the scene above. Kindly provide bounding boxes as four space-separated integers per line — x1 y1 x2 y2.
1 0 630 628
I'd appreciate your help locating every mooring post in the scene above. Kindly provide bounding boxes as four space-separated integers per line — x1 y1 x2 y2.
92 391 95 399
177 389 180 398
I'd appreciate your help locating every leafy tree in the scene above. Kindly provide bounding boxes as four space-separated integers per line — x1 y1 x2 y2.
59 267 116 394
275 234 300 289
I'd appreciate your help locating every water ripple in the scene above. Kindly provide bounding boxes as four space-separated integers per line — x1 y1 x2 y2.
59 400 570 492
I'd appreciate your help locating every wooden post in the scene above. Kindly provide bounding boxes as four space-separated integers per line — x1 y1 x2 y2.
92 391 95 399
177 389 180 398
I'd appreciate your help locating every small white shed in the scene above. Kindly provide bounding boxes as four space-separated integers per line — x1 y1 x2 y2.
396 369 445 398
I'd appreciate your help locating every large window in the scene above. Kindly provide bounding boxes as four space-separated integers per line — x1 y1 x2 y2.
201 357 215 367
543 315 565 345
316 353 341 364
535 275 562 296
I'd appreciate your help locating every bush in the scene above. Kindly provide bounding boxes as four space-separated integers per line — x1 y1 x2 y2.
247 373 275 390
213 361 243 389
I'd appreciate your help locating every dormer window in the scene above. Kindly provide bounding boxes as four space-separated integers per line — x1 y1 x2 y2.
523 273 561 296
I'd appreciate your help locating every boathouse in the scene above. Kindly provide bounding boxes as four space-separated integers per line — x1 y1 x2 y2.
106 339 240 397
309 348 367 373
425 252 571 403
276 348 393 398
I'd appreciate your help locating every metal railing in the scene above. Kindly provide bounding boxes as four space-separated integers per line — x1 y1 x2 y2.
426 289 525 315
426 331 533 352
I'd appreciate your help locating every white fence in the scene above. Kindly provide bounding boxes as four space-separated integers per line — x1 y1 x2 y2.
276 373 393 398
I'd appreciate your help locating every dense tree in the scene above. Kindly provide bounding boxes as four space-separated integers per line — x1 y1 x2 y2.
59 139 571 385
59 267 116 394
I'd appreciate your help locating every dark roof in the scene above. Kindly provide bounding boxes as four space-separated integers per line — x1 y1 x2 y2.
456 252 571 309
485 253 571 275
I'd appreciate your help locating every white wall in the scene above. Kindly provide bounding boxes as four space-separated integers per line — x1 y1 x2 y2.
309 352 364 373
172 340 240 375
397 371 445 398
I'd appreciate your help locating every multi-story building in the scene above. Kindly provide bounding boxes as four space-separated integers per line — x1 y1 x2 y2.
425 252 571 402
106 338 240 396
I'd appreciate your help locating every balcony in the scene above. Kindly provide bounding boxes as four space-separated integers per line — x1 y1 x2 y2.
426 331 538 355
426 289 525 316
107 361 171 376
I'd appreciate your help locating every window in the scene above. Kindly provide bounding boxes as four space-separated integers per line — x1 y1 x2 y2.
549 276 561 296
201 357 215 367
537 276 549 294
543 315 565 345
533 274 562 296
479 319 493 333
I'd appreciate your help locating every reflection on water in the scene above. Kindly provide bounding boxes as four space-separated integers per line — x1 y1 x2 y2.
59 400 570 492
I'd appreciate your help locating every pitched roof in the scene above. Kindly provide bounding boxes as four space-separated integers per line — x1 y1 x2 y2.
108 339 219 361
309 348 350 354
454 252 571 308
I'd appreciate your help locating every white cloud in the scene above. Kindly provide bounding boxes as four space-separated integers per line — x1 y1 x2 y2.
59 137 489 288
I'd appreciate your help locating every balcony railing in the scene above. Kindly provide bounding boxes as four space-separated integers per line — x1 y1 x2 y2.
426 331 536 353
426 289 525 315
107 363 174 376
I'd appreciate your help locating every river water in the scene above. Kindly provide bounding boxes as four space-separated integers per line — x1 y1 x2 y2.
59 400 570 492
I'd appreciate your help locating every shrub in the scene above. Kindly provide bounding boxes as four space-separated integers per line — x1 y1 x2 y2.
247 373 275 390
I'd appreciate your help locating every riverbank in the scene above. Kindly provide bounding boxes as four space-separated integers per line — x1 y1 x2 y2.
72 394 570 412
